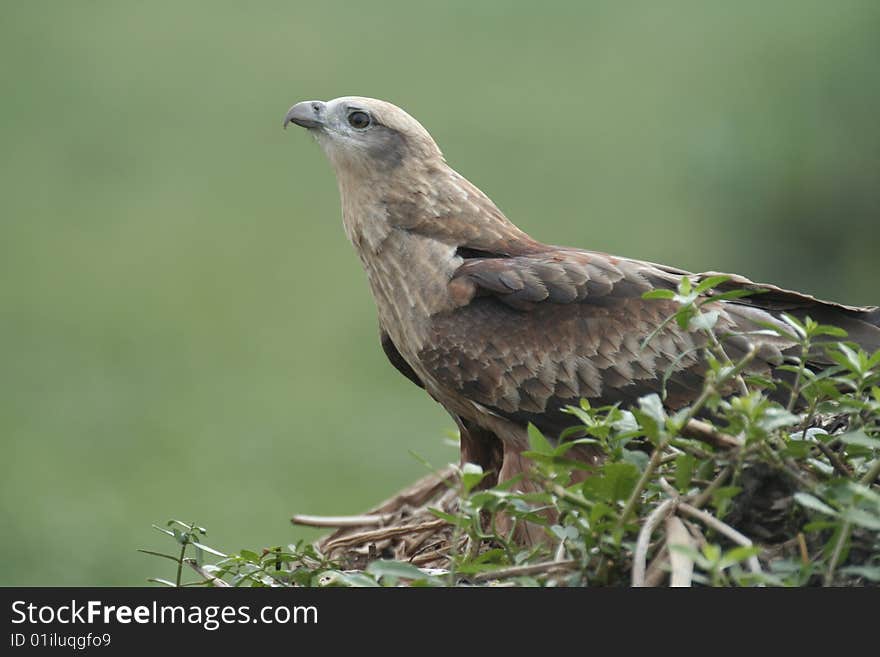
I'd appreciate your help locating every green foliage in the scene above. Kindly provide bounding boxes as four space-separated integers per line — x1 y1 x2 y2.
144 280 880 586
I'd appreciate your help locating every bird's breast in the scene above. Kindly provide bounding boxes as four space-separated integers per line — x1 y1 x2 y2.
344 217 460 370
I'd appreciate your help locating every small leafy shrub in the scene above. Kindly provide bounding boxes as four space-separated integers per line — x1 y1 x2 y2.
143 277 880 586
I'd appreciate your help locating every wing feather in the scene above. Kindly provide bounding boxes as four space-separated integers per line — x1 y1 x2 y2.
418 248 880 438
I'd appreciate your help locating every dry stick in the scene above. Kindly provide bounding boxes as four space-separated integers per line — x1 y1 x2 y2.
797 533 809 565
616 441 671 534
185 559 230 587
471 560 578 582
549 483 594 511
814 442 852 477
322 518 448 552
669 440 714 461
690 465 733 510
824 519 852 587
554 539 568 562
632 498 677 587
665 516 696 587
786 341 810 413
862 457 880 487
644 542 670 587
677 503 762 576
682 419 742 450
410 548 452 567
291 513 394 528
657 476 678 498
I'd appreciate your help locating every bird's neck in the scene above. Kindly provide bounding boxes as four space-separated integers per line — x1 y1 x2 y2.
337 160 540 258
337 163 463 323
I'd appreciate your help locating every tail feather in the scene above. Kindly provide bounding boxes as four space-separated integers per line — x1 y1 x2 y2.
697 271 880 354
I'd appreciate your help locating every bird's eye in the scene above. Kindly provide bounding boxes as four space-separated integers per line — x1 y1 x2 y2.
347 111 371 129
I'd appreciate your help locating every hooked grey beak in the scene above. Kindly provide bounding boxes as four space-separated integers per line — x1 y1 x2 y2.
283 101 326 129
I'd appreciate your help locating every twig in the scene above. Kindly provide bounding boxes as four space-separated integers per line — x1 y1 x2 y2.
813 442 852 477
797 533 809 565
861 457 880 487
787 341 810 413
690 465 733 509
665 516 695 587
669 440 714 461
682 419 741 450
616 442 671 534
657 476 678 498
323 518 449 552
410 547 452 566
175 541 186 588
549 483 594 511
185 559 229 587
632 498 677 587
677 503 762 576
471 560 578 582
644 542 669 587
291 513 394 528
824 521 851 586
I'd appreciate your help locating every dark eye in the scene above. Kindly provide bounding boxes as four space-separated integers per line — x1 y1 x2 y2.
347 110 371 129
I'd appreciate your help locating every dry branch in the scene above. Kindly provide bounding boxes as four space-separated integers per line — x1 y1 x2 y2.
291 513 395 528
682 419 741 450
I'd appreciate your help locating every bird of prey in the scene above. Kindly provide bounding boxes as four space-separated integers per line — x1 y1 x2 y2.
283 96 880 495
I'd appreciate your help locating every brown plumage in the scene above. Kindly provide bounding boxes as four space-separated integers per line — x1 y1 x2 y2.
284 96 880 501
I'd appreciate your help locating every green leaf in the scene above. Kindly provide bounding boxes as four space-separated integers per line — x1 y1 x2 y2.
838 430 880 450
803 520 838 532
793 493 837 516
637 393 666 425
839 508 880 530
582 462 640 502
719 546 761 569
701 543 722 563
320 570 380 587
239 549 262 564
838 565 880 581
753 320 798 342
147 577 178 587
527 423 553 455
782 441 811 459
191 541 227 558
779 314 807 340
691 310 719 331
844 482 880 506
678 276 693 296
428 508 467 526
710 486 741 517
642 289 676 300
461 462 487 495
813 324 848 338
694 275 731 295
366 560 434 582
757 407 800 432
674 454 696 492
621 448 649 471
137 549 182 563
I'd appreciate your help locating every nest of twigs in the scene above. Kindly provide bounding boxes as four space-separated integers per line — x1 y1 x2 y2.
292 467 461 571
288 409 878 587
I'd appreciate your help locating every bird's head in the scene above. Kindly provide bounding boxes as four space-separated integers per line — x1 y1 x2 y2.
284 96 443 180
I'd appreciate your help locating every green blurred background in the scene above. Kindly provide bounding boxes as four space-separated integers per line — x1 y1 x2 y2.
2 1 878 585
